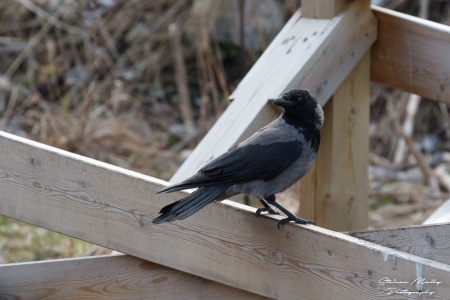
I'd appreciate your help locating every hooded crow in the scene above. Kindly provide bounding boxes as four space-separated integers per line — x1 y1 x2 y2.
153 89 324 228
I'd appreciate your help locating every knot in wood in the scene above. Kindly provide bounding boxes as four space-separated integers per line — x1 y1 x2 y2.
268 249 283 264
425 235 435 248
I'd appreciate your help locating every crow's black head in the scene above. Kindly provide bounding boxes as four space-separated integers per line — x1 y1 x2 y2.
273 89 324 129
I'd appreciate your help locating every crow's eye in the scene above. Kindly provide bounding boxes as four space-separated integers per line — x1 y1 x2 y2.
297 96 303 102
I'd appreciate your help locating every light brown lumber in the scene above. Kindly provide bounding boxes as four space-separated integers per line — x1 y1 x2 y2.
348 223 450 266
1 132 450 299
171 0 377 183
299 51 370 231
301 0 349 19
0 254 263 300
371 5 450 102
424 197 450 225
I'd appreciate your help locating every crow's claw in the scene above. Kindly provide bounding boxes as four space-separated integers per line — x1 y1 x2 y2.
255 207 280 217
277 217 314 229
256 197 280 217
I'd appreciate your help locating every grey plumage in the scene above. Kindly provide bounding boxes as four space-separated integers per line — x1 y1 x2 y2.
153 89 324 227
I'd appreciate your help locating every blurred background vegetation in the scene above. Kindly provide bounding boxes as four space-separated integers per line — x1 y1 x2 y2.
0 0 449 263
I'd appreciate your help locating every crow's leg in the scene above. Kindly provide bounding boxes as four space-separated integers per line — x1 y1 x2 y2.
264 194 314 229
255 197 280 217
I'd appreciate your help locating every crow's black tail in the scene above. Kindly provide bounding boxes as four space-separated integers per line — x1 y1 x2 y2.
153 186 227 224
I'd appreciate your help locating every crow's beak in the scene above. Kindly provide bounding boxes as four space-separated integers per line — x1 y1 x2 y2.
273 97 294 108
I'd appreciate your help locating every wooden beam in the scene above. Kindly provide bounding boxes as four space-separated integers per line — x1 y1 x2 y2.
371 5 450 102
348 223 450 266
1 132 450 299
301 0 348 19
171 0 377 183
424 199 450 225
0 254 263 299
299 51 370 231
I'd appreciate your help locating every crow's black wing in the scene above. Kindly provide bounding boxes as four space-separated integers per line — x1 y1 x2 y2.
158 141 303 193
202 141 302 182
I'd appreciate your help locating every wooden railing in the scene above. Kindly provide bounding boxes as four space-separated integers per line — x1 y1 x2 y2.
1 1 450 299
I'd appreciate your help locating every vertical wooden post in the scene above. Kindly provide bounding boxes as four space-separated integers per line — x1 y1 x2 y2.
302 0 348 19
296 0 370 231
299 51 370 231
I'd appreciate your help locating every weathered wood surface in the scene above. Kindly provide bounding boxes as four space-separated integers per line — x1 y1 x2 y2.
302 0 349 19
171 0 377 183
299 51 370 231
371 5 450 102
349 223 450 266
0 254 264 300
1 131 450 299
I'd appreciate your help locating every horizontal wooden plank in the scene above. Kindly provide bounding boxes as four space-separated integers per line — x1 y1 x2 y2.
348 223 450 266
171 0 377 183
2 132 450 299
0 254 263 300
371 5 450 102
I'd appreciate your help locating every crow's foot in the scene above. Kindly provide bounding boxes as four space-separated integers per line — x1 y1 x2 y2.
255 197 280 217
262 194 314 229
277 217 314 229
255 206 280 217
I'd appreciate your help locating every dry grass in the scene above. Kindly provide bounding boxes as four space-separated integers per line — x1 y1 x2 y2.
1 0 194 179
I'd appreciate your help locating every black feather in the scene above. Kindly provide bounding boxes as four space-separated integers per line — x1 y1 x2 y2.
156 141 302 194
153 186 227 224
201 142 302 182
158 200 181 214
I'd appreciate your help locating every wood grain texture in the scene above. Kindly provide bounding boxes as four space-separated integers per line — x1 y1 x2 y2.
171 0 377 183
0 254 264 300
1 132 450 299
348 223 450 266
301 0 349 19
299 51 370 231
371 5 450 102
